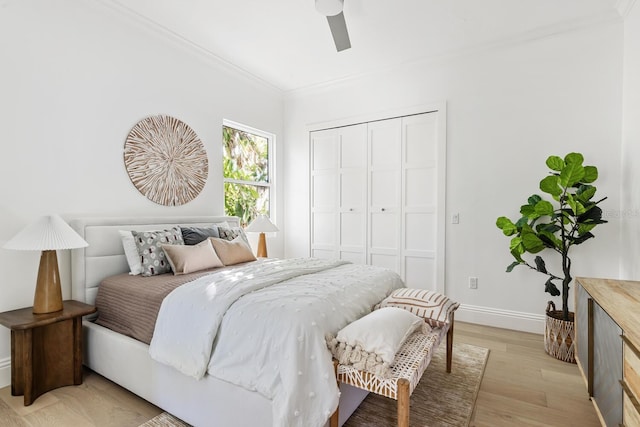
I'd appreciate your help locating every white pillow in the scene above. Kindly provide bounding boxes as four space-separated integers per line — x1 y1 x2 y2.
119 230 142 275
326 307 427 377
338 307 424 363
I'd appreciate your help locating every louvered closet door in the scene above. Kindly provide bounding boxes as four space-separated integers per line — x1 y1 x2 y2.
401 113 440 289
368 118 402 273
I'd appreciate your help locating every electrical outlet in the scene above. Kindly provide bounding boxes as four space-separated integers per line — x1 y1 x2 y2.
469 277 478 289
452 213 459 224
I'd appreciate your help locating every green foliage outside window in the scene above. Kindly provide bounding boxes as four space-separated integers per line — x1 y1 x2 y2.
223 125 270 226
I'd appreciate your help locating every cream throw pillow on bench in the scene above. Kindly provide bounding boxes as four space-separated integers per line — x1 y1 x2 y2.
326 307 427 378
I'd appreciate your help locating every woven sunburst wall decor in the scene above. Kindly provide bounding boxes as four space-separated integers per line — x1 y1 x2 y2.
124 115 208 206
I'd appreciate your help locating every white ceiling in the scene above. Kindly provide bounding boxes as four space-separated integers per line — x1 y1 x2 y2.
107 0 623 92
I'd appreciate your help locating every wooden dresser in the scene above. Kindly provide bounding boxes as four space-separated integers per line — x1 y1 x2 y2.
575 277 640 427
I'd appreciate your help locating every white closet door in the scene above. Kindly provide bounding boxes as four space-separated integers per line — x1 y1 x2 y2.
310 124 367 262
339 124 367 264
310 129 339 259
368 118 402 273
401 113 441 290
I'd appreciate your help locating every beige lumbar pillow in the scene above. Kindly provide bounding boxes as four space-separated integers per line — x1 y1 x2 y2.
161 239 223 275
209 236 257 265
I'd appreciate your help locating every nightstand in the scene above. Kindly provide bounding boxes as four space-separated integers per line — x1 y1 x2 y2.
0 300 96 405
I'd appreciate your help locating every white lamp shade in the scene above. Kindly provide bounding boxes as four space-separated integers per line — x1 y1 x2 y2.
245 214 279 233
3 214 88 251
315 0 343 16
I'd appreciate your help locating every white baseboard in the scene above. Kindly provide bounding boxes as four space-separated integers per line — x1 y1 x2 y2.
0 357 10 389
456 304 546 335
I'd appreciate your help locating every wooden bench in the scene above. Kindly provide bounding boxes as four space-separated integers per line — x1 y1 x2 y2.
330 312 454 427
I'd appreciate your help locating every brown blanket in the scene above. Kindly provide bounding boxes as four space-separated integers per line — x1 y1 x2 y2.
95 267 235 344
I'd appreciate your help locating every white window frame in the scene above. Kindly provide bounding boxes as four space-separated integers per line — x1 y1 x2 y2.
222 119 276 222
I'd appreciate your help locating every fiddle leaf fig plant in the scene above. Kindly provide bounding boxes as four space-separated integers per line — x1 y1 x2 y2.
496 153 607 321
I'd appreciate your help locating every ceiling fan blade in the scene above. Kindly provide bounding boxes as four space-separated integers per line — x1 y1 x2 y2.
326 12 351 51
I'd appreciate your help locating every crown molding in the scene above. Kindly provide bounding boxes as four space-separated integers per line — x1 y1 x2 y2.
93 0 283 95
286 12 622 97
616 0 637 18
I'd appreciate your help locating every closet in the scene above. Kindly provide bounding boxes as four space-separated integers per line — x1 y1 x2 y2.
309 111 445 291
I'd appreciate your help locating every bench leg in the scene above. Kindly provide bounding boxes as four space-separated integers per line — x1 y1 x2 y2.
330 360 339 427
397 378 410 427
446 312 455 373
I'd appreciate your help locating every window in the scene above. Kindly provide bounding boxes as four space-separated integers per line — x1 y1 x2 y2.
222 120 274 226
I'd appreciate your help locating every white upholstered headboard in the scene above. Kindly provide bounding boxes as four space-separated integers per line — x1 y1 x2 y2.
70 216 241 305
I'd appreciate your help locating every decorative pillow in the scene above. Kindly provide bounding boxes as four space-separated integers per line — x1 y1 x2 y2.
181 225 220 245
326 307 426 378
131 226 184 276
118 230 142 275
217 225 249 244
209 236 256 265
161 239 223 275
374 288 460 327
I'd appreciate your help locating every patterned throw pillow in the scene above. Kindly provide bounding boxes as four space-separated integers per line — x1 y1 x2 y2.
218 225 249 244
374 288 460 328
131 226 184 276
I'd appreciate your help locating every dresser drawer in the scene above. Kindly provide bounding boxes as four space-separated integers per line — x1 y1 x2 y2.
624 337 640 401
624 387 640 427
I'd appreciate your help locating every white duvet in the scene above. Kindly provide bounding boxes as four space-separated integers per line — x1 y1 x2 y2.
149 257 403 427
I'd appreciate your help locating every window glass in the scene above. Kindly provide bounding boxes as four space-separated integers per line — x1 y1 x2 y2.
223 123 273 226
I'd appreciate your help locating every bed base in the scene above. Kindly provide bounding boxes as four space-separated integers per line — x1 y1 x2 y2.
83 320 368 426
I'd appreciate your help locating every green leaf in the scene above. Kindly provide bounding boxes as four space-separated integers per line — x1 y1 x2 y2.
534 200 555 216
571 232 594 245
578 205 604 223
520 204 538 219
506 261 521 273
496 216 517 236
509 236 522 252
546 156 565 172
538 230 562 250
528 195 542 206
578 223 596 235
534 256 547 274
521 228 545 253
545 278 561 296
565 152 584 165
566 194 586 216
559 161 585 188
515 216 529 229
582 166 598 183
576 185 596 203
540 176 562 196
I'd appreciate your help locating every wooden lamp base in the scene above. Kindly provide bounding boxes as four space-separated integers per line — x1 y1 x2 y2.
33 250 63 314
256 232 268 258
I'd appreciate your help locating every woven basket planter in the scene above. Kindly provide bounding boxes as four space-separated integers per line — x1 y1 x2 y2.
544 301 576 363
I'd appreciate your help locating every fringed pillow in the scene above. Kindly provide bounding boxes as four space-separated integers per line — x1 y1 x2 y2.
326 307 428 378
374 288 460 327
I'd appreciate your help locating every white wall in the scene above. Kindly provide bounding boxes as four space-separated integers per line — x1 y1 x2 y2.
0 0 284 387
283 22 623 332
621 4 640 278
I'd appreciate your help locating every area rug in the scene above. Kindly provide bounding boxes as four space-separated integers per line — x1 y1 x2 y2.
139 342 489 427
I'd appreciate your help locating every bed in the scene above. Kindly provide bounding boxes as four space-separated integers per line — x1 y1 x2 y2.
69 215 405 427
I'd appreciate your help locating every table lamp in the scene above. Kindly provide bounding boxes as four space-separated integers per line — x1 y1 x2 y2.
244 214 278 258
3 214 88 314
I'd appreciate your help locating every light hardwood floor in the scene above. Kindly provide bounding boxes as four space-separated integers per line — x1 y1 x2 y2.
0 322 601 427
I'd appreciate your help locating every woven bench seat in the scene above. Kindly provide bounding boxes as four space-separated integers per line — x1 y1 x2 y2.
330 312 455 427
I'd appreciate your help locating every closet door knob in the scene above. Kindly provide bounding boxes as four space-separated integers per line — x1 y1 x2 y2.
381 208 386 212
